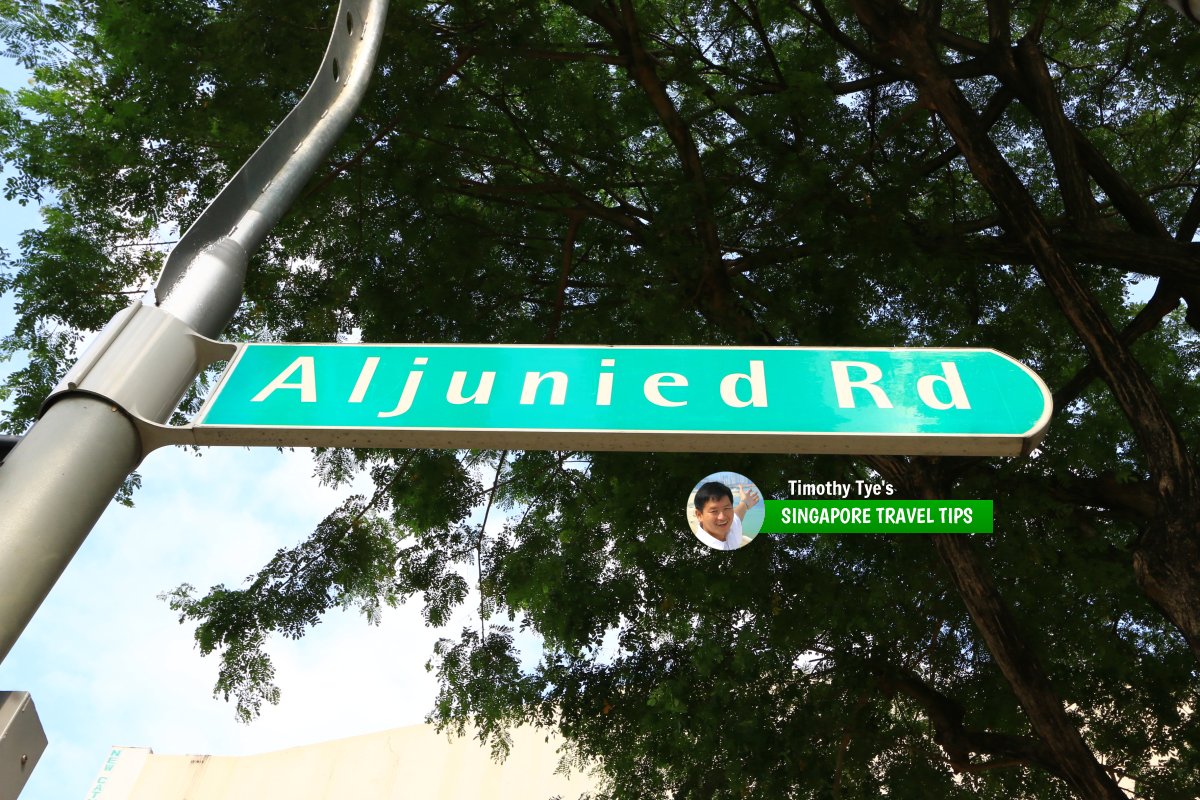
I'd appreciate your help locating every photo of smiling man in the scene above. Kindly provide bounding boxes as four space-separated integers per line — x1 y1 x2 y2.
687 472 764 551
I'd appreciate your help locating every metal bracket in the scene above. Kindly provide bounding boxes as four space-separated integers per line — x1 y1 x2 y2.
38 0 389 459
41 303 237 459
0 692 46 800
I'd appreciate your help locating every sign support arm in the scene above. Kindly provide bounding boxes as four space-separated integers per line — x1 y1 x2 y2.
0 0 389 664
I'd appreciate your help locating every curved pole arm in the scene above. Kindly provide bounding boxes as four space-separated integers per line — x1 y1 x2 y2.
156 0 389 337
0 0 390 666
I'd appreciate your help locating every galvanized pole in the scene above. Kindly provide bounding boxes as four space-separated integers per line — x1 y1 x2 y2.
0 0 389 663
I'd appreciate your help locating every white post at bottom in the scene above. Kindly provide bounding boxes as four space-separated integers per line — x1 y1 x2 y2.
0 692 47 800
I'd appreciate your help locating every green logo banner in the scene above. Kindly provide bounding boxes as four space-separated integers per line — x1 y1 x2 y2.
763 500 993 533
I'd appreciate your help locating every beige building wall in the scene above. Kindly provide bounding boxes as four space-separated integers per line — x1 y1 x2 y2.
83 725 597 800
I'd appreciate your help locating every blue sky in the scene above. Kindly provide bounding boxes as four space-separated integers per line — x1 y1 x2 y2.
1 445 458 798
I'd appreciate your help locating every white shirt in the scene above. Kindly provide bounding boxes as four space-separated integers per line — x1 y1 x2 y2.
694 514 743 551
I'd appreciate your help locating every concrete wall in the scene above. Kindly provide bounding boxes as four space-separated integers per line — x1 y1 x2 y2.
84 725 597 800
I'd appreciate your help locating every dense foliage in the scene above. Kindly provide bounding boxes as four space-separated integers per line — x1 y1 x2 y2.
2 1 1200 797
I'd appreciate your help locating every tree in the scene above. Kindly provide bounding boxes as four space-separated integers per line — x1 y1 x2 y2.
2 0 1199 797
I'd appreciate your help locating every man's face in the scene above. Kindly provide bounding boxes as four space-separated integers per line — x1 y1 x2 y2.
696 496 735 540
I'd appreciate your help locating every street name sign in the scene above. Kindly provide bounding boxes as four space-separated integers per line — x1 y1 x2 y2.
185 344 1052 456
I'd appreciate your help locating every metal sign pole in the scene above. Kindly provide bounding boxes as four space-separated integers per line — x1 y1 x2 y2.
0 0 389 664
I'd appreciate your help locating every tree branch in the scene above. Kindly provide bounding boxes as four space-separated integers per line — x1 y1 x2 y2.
1176 186 1200 243
949 230 1200 283
986 0 1011 48
871 0 1200 672
546 212 584 343
1010 38 1099 227
870 657 1064 778
1052 281 1182 415
918 87 1014 177
569 0 773 343
847 4 1155 796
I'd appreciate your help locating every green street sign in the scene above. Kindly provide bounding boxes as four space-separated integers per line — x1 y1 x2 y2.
189 344 1051 455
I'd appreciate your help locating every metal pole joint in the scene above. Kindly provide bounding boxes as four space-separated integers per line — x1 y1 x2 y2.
0 0 389 676
41 303 235 458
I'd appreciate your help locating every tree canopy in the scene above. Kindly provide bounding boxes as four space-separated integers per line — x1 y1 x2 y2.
2 1 1200 797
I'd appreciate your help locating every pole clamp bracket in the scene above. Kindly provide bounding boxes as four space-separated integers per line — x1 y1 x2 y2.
42 303 236 457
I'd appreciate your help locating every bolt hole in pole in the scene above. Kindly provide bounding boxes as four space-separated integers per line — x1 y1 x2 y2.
332 57 340 82
346 11 354 35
